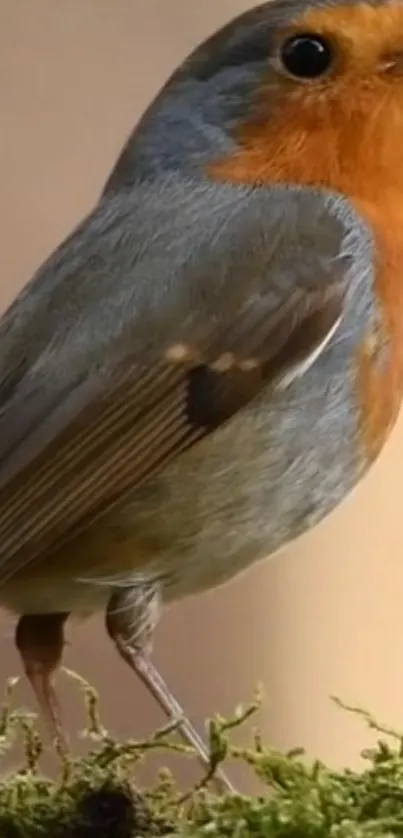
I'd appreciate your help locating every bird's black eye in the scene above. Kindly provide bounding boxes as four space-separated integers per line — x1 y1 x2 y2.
280 33 334 79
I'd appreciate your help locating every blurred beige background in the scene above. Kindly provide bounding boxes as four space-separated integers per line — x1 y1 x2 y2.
0 0 403 791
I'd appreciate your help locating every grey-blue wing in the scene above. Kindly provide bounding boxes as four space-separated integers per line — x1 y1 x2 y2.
0 175 355 581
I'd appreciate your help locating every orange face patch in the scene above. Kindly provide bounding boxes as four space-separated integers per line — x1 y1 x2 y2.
210 3 403 194
210 2 403 462
299 2 403 71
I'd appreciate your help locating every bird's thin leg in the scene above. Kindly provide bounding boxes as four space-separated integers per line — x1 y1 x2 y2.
15 612 69 756
106 588 235 794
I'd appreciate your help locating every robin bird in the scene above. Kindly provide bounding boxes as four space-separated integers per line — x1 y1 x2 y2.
0 0 402 790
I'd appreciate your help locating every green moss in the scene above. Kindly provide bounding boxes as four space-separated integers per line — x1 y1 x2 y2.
1 675 403 838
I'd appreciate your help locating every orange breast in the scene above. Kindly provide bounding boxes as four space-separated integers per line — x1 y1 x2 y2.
354 198 403 460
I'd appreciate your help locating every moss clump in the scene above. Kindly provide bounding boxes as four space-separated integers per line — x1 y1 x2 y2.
1 674 403 838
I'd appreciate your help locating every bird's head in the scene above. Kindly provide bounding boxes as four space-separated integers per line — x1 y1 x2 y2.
119 0 403 209
203 0 403 203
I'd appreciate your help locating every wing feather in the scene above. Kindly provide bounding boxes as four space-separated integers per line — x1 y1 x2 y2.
0 175 358 582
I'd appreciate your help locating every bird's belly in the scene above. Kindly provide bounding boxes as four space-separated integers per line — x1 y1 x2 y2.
1 574 112 616
99 348 368 602
1 341 374 616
